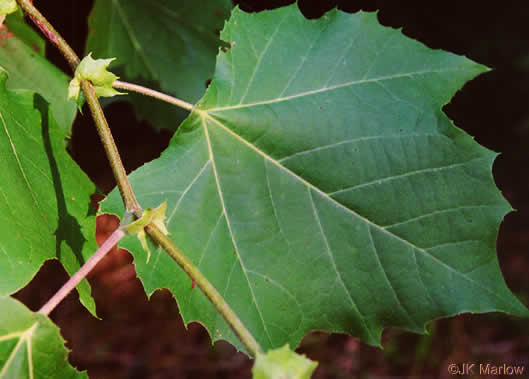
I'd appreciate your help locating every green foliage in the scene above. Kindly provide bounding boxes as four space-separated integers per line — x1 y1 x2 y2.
252 344 317 379
86 0 231 130
0 69 97 315
0 296 87 379
0 1 527 377
102 3 528 353
0 12 76 134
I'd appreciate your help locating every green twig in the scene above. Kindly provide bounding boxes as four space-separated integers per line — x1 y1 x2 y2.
81 80 141 213
15 0 79 70
16 0 140 213
145 223 263 356
113 80 194 112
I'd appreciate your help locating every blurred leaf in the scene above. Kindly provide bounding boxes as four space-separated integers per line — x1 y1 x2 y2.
86 0 231 130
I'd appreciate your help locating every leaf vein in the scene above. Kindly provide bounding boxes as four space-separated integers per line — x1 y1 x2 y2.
278 133 444 163
0 323 37 379
278 23 326 98
112 0 157 78
201 115 274 346
382 205 504 229
166 160 211 224
308 188 376 341
366 225 419 328
197 212 224 268
321 23 363 88
0 112 43 220
328 155 487 196
237 11 291 105
206 67 466 112
360 33 395 80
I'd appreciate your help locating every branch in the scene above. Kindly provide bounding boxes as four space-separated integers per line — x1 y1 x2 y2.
145 223 263 356
16 0 140 213
15 0 79 70
39 229 125 316
113 80 194 112
81 80 141 213
16 0 263 357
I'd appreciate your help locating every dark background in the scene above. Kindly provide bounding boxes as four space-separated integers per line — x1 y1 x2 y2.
14 1 529 378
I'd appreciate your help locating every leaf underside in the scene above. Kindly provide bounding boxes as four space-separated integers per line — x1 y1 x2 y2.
0 296 87 379
86 0 232 130
102 4 528 352
0 70 97 315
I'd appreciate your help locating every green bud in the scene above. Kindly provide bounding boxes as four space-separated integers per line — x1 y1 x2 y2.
0 0 17 17
121 202 169 263
252 344 318 379
68 53 124 102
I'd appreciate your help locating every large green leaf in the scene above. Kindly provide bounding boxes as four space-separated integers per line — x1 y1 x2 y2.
0 69 97 315
86 0 231 130
102 5 528 352
0 296 87 378
0 12 76 134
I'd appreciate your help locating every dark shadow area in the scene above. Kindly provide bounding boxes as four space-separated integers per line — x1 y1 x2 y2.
35 94 86 267
70 101 173 194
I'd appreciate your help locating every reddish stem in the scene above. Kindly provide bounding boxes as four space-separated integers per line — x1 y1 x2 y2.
29 15 58 45
38 229 125 316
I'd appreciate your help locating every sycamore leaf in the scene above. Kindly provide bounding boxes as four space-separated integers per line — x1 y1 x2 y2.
0 69 97 316
102 4 528 352
0 296 88 379
85 0 231 130
0 13 76 134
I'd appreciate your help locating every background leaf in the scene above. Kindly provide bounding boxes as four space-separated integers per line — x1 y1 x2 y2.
0 12 76 134
0 295 87 378
102 4 528 352
0 69 97 315
85 0 232 130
